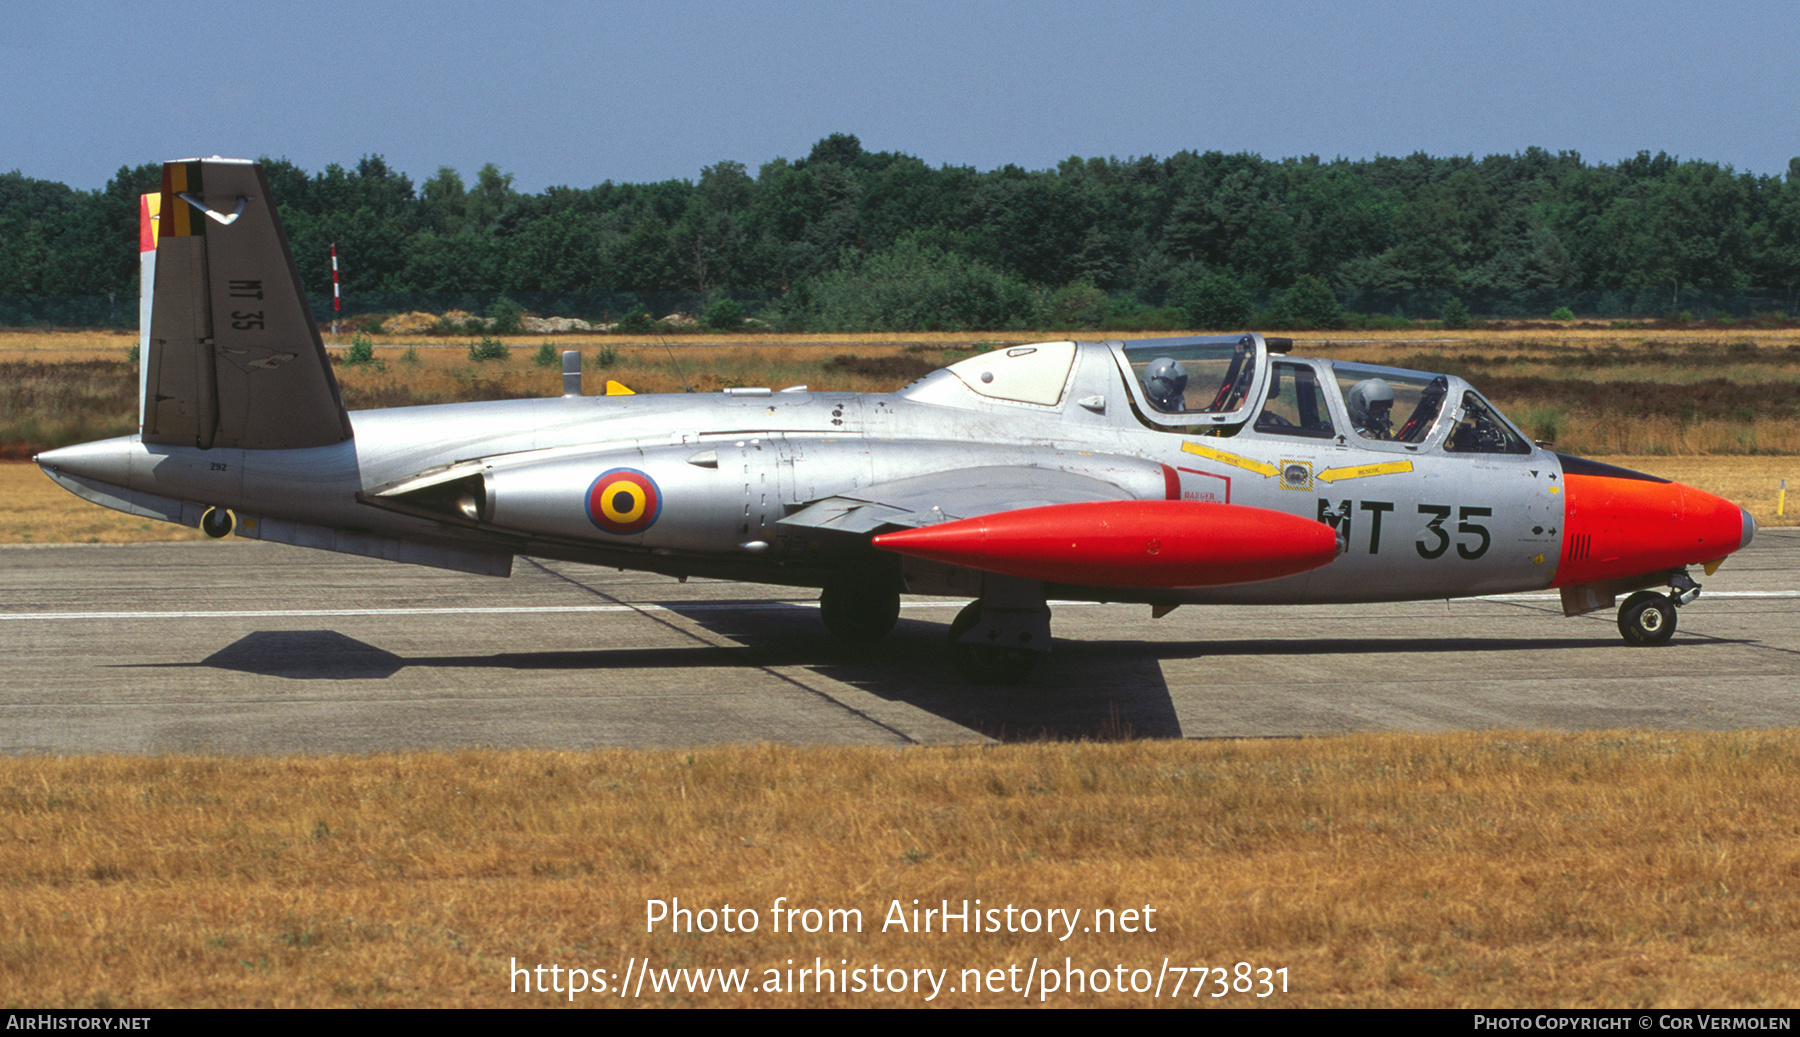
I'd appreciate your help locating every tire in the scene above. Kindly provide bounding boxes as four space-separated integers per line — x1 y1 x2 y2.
819 582 900 644
946 600 1038 685
201 507 234 539
1617 591 1676 647
947 600 982 641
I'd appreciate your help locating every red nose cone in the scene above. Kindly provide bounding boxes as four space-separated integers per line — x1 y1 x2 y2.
871 500 1340 589
1555 470 1749 588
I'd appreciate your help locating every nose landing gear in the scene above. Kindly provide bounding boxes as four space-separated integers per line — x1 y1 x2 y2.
1617 591 1675 646
1616 572 1700 647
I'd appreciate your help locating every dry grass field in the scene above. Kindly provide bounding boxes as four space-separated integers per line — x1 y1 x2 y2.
4 733 1799 1008
10 326 1800 453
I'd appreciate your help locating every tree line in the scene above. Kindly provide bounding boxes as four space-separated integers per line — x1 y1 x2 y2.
4 134 1799 329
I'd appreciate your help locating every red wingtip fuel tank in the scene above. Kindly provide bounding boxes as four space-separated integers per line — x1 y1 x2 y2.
871 500 1341 589
1552 456 1756 588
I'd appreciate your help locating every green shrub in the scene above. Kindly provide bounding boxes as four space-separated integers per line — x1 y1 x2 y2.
1267 274 1342 330
797 237 1043 331
592 345 620 368
1440 298 1471 330
703 298 745 331
1048 280 1111 327
487 296 524 335
1517 405 1563 445
1100 300 1187 331
432 314 485 334
616 306 654 334
1342 312 1416 331
1551 306 1576 322
345 333 377 366
400 346 421 366
468 337 511 362
1169 268 1251 329
533 342 558 366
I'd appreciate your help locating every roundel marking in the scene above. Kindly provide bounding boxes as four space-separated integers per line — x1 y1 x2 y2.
586 468 662 534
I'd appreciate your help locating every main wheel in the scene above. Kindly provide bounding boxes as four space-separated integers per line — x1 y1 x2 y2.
819 582 900 644
946 600 1038 685
1617 591 1676 646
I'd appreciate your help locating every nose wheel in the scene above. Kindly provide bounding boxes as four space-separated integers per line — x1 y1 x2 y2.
1617 591 1676 646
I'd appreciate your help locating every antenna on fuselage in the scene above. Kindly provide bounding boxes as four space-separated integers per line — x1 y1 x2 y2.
659 331 694 393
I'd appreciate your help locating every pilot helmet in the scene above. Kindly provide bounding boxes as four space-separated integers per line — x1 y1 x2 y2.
1143 357 1188 411
1347 378 1396 431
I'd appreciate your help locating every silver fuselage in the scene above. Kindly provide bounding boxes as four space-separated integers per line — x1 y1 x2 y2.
40 338 1566 606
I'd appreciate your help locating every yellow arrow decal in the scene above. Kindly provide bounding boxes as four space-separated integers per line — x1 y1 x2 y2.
1316 460 1415 483
1181 440 1279 477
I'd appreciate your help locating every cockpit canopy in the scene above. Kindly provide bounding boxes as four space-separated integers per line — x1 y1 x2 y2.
1317 361 1530 454
1114 335 1270 428
1109 334 1532 456
914 333 1532 457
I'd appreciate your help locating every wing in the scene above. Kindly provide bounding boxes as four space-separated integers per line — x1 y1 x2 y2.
780 464 1340 590
778 466 1134 536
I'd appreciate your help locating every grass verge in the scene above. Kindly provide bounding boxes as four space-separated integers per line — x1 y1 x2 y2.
4 733 1798 1007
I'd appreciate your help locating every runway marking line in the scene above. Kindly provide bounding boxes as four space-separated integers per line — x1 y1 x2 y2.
2 592 1795 622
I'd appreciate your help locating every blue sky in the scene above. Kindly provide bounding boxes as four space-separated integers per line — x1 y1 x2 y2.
6 0 1796 192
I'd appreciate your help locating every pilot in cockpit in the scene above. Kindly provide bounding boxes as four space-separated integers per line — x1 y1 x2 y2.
1346 378 1396 440
1142 357 1188 413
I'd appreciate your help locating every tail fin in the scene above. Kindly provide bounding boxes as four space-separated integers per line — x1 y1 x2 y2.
142 158 351 450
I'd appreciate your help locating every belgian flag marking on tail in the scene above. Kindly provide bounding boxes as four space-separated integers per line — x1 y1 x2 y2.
139 192 161 252
159 161 205 237
586 468 662 535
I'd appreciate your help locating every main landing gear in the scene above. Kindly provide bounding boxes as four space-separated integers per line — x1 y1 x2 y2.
1616 572 1700 647
818 573 1050 685
947 601 1039 684
945 576 1053 685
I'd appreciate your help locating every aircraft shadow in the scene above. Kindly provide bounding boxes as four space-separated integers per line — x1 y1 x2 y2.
120 605 1706 743
678 609 1188 742
123 616 1184 742
131 629 866 680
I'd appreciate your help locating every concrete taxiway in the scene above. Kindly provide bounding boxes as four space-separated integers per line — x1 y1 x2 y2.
2 531 1795 753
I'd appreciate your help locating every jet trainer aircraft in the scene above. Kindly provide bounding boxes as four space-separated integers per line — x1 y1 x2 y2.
37 158 1758 683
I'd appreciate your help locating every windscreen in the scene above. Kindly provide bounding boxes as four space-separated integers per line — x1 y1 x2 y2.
1444 391 1532 454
